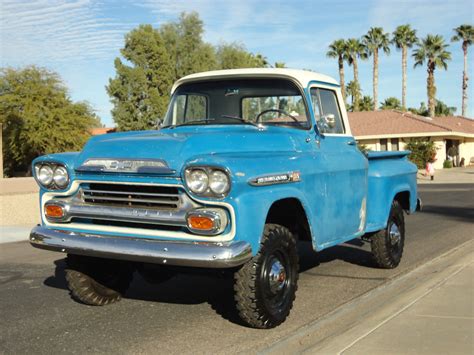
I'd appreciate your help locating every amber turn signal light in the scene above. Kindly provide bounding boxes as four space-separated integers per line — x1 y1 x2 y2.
187 216 215 231
45 204 64 219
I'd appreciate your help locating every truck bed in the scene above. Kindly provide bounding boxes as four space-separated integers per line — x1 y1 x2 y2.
365 151 418 232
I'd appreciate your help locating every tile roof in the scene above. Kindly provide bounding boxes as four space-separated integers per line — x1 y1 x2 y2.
431 115 474 134
90 127 116 136
348 110 474 137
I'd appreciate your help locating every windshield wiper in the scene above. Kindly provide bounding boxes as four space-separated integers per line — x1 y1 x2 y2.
221 115 260 127
168 118 215 129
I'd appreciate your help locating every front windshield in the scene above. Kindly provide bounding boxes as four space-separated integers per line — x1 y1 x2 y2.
162 78 310 129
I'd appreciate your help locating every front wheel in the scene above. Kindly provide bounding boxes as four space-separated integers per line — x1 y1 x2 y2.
234 224 299 329
371 200 405 269
65 254 134 306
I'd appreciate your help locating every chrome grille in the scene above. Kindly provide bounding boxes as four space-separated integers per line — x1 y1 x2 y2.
81 183 181 209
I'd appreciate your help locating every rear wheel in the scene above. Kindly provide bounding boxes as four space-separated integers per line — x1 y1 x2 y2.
234 224 299 328
371 201 405 269
65 254 134 306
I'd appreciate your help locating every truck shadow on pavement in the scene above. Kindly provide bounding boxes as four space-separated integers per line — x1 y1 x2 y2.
42 239 381 326
298 240 378 272
420 205 473 223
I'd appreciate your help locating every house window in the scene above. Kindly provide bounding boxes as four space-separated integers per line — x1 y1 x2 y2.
391 138 399 151
380 139 388 151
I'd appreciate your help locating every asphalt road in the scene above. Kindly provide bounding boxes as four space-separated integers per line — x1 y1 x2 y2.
1 184 473 354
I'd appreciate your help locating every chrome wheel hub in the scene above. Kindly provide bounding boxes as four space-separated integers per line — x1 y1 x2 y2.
268 259 286 294
389 223 401 246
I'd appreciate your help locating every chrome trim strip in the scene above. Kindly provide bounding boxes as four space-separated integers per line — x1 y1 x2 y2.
30 226 251 268
46 200 190 226
248 171 301 186
76 158 175 175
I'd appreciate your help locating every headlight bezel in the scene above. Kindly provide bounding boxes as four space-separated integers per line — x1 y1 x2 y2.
37 164 54 186
184 166 231 198
34 162 70 190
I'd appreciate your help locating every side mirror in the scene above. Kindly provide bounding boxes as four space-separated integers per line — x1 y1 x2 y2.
322 114 336 129
156 118 163 129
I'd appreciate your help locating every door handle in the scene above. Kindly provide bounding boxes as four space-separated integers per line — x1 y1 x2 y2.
347 140 356 146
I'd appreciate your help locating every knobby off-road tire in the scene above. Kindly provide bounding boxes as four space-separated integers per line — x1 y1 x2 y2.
371 200 405 269
65 254 134 306
234 224 299 329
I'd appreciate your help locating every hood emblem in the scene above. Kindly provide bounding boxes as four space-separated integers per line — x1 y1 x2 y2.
76 158 175 175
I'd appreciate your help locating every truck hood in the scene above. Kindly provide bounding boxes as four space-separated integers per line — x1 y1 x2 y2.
76 125 302 171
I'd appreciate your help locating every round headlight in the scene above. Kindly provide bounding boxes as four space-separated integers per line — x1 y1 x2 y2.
186 169 209 194
209 170 230 194
38 165 54 186
53 166 69 188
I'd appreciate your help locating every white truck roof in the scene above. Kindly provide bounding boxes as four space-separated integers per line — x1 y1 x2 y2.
171 68 340 93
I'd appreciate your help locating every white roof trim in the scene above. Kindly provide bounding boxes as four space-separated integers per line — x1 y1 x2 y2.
171 68 339 93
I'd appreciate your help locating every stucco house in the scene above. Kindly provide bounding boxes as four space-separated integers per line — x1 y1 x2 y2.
348 110 474 170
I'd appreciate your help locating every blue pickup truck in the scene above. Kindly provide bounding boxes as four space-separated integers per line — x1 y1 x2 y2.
30 69 420 328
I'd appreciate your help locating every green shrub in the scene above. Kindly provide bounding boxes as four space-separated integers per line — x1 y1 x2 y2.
405 139 437 169
443 160 453 169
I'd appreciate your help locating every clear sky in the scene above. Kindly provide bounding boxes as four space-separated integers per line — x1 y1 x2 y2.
1 0 473 126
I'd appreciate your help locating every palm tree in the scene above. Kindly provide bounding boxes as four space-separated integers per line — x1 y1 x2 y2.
345 38 367 111
346 80 362 110
363 27 391 110
380 97 402 110
359 95 374 111
254 53 269 67
327 39 347 102
392 25 418 110
435 100 457 116
413 35 451 117
409 100 456 116
451 25 474 116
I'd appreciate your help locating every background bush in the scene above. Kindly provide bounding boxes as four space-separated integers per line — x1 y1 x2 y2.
405 138 437 169
443 160 453 168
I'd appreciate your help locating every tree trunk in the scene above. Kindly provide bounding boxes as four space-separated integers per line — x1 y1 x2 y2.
462 43 468 116
427 61 436 117
339 56 346 103
373 48 378 110
402 46 407 110
353 58 359 112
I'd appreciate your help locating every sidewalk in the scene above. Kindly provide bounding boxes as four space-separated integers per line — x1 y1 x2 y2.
264 242 473 355
302 246 473 355
0 225 35 243
336 263 473 354
418 166 474 184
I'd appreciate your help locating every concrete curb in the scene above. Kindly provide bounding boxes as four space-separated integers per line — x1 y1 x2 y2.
261 239 474 354
1 225 35 244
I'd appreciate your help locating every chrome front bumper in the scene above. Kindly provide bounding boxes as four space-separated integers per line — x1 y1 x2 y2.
30 226 252 268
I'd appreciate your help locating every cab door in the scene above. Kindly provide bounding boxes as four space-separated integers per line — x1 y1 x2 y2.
308 86 368 248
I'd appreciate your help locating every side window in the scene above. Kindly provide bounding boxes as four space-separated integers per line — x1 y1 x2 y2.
318 89 345 134
310 88 322 124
